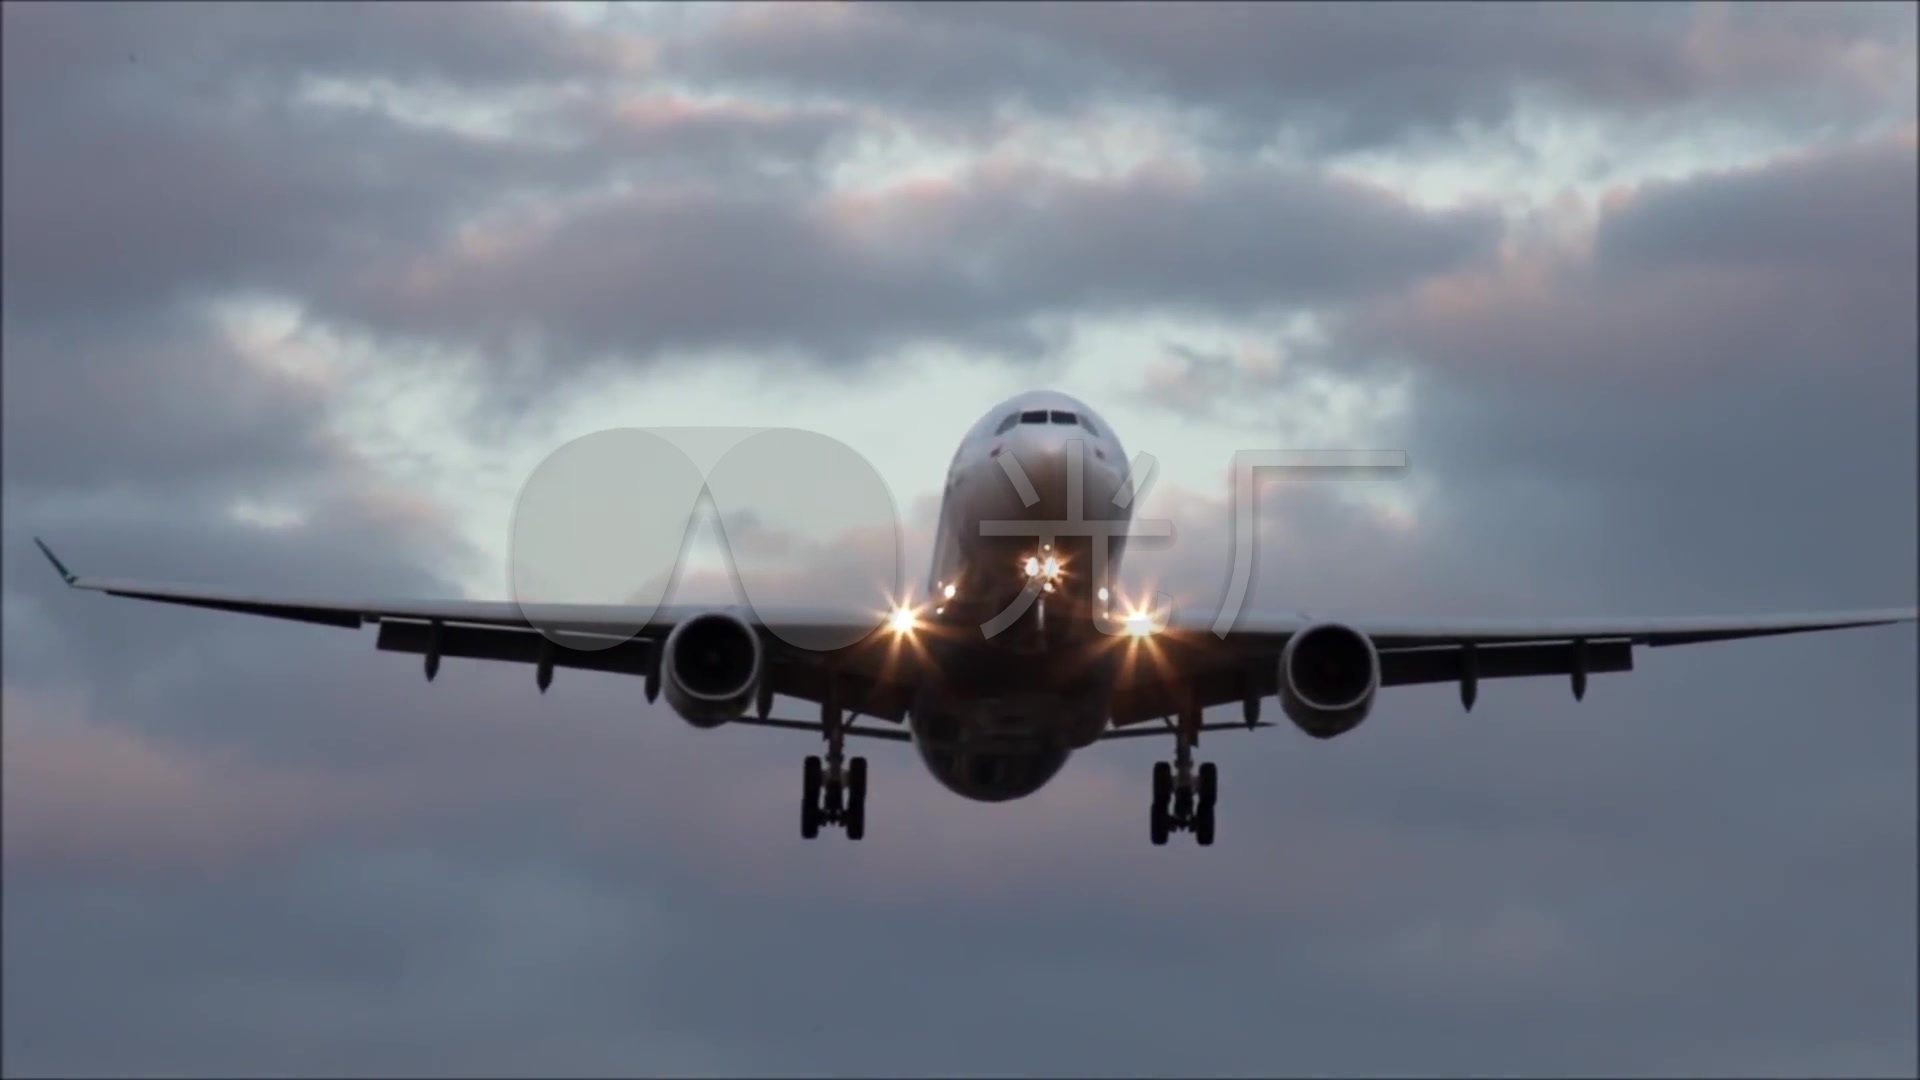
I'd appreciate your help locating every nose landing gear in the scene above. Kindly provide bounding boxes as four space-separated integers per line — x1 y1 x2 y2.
1150 706 1217 846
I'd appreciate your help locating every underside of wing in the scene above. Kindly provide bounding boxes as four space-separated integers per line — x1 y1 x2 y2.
1109 604 1915 726
1169 606 1920 649
36 540 921 721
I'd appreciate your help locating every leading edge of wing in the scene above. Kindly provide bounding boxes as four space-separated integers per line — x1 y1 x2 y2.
35 540 892 641
1177 605 1918 648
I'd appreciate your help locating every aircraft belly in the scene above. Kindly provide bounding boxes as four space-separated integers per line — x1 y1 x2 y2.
908 679 1109 803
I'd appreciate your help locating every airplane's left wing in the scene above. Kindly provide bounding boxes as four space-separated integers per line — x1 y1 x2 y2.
1108 602 1918 725
33 538 922 722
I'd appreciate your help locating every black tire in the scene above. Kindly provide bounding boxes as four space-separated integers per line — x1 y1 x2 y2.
845 757 868 841
849 757 868 807
1198 762 1218 810
1150 802 1170 846
1194 805 1215 847
802 756 823 840
1151 761 1172 810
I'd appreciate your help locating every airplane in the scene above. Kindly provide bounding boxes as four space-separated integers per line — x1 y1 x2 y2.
33 390 1918 846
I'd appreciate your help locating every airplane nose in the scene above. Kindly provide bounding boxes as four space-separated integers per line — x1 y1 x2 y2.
998 429 1124 523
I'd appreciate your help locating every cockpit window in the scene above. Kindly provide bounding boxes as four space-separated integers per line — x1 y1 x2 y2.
1047 410 1100 436
1005 407 1100 436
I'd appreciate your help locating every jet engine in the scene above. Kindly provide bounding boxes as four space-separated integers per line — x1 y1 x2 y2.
1278 622 1380 739
660 611 765 728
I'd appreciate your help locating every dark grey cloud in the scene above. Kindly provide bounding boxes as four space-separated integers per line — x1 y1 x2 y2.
3 0 1497 401
573 94 863 188
2 6 590 325
1 1 610 100
656 1 1101 133
1596 131 1918 282
330 163 1495 372
665 1 1916 150
1150 131 1916 608
1332 130 1920 610
1 1 848 345
0 310 331 499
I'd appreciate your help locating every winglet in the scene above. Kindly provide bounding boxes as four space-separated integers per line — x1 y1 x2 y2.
32 537 78 585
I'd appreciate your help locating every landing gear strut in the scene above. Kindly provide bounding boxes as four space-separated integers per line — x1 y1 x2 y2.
1150 705 1217 846
801 680 867 841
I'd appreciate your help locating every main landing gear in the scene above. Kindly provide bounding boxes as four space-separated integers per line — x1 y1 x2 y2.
1151 706 1217 847
801 688 867 841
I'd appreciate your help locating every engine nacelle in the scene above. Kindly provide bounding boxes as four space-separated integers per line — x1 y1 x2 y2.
660 611 765 729
1278 622 1380 739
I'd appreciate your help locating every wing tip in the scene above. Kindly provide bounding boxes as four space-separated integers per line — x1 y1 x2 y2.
32 537 78 585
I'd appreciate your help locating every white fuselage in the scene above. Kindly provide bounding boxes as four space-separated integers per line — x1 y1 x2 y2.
906 391 1137 801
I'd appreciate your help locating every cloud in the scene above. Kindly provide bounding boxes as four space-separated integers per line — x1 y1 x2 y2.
1361 127 1917 389
1 309 333 499
665 2 1916 149
1 1 615 98
1343 129 1917 609
0 2 610 325
325 158 1495 379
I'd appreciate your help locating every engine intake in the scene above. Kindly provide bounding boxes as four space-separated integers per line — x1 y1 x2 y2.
1279 622 1380 739
660 611 764 728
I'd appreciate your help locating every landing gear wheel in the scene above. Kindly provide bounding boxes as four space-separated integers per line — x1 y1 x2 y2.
1194 804 1215 847
807 676 868 840
1150 762 1173 846
849 756 868 805
845 757 868 841
1198 762 1218 810
801 755 823 840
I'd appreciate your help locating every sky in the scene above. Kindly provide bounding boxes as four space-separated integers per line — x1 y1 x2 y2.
2 1 1917 1075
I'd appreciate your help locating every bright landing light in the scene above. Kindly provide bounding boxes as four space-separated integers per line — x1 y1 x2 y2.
888 606 919 634
1118 603 1162 637
1023 553 1064 581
